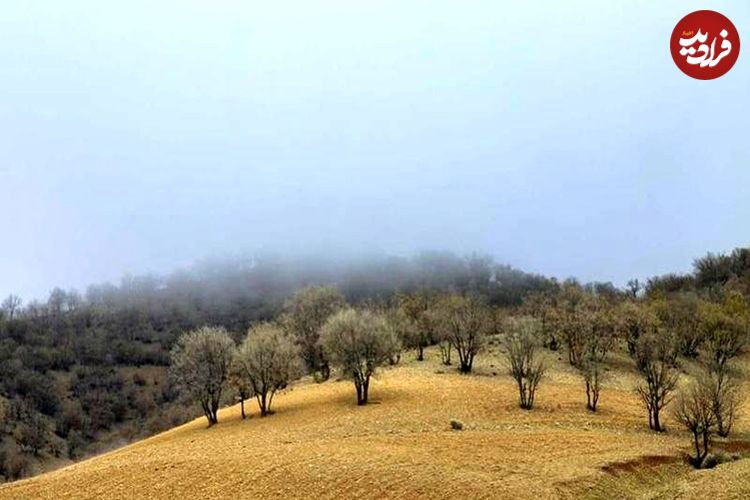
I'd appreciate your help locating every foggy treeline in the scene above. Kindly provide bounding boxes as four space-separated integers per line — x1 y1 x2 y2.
0 248 748 480
0 251 553 479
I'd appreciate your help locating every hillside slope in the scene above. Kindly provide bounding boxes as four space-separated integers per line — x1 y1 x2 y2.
1 348 748 499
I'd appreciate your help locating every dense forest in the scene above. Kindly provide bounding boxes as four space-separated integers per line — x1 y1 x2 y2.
0 248 748 481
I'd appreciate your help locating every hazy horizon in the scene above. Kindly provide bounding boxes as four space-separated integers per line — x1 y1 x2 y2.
2 1 749 300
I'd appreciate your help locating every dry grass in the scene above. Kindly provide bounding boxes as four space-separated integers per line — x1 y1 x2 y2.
1 347 748 499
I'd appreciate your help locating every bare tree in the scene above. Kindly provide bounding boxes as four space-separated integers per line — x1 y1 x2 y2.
383 306 414 364
170 326 235 426
233 324 302 417
322 308 400 405
523 291 559 350
705 370 740 438
555 282 590 366
616 301 660 357
228 358 252 420
634 332 679 432
673 373 717 468
421 306 452 365
579 310 615 412
699 292 748 436
280 286 345 382
397 290 436 361
654 293 704 358
626 279 642 299
435 295 492 373
1 294 22 321
504 317 545 410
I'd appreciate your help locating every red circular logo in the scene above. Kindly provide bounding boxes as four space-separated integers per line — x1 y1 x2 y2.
670 10 740 80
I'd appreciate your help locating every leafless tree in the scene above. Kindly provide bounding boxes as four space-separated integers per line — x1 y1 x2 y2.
626 279 642 299
233 323 302 417
673 373 717 467
322 308 400 405
579 310 615 412
228 358 252 419
434 295 492 373
523 291 559 350
280 286 345 382
634 332 679 432
397 291 436 361
616 301 660 357
169 326 235 426
699 292 749 436
654 293 704 358
555 282 590 366
1 294 22 320
504 317 545 410
704 369 740 438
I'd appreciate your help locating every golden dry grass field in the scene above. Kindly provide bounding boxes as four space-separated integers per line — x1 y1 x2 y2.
1 345 749 500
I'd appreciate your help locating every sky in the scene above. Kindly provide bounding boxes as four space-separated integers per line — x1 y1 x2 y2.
1 1 749 301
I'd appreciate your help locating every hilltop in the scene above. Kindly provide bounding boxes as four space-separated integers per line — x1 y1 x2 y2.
1 346 748 499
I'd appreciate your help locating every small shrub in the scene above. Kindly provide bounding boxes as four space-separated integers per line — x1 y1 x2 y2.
450 419 464 430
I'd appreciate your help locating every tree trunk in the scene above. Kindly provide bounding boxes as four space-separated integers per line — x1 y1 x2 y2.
518 380 529 409
692 431 702 465
259 391 268 417
361 376 370 405
354 378 363 405
652 409 663 432
458 351 473 373
701 429 710 463
240 397 246 419
416 345 424 361
317 363 330 382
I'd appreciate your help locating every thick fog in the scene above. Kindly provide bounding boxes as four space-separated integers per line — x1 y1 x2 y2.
1 1 749 300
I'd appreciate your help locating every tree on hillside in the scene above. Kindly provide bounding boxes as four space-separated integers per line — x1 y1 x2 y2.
322 308 400 405
616 301 660 357
522 291 559 350
228 357 252 420
673 372 717 468
701 292 749 373
1 294 22 321
170 326 235 426
699 291 748 436
701 369 740 440
626 279 642 299
434 295 492 373
397 291 436 361
578 309 615 412
383 306 413 365
634 332 679 432
503 317 545 410
280 286 345 382
233 324 302 417
654 293 703 358
554 281 589 366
